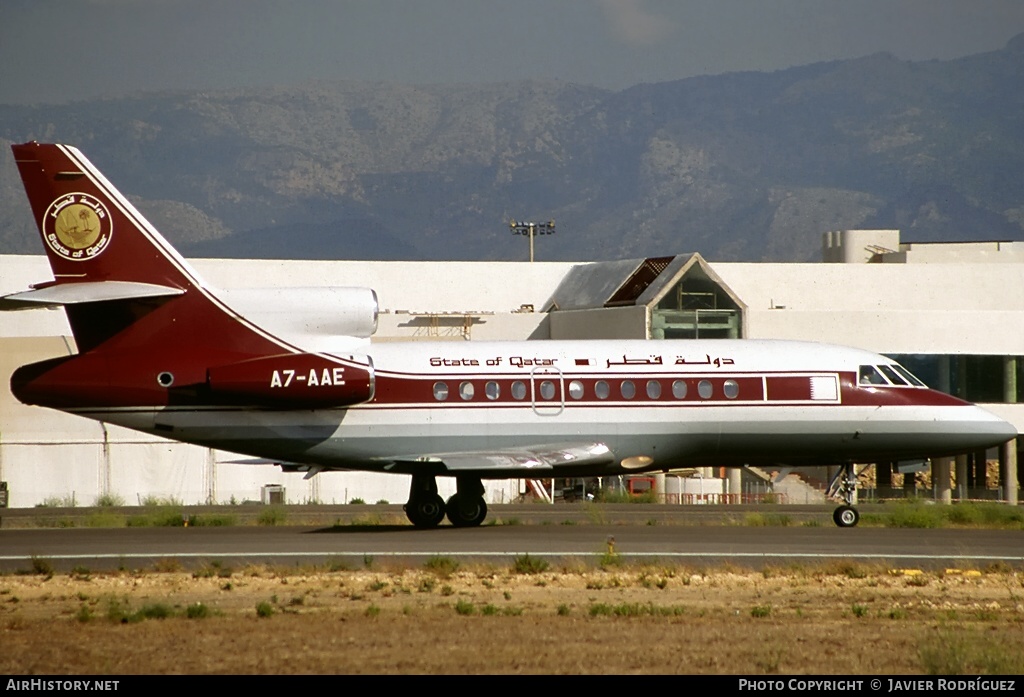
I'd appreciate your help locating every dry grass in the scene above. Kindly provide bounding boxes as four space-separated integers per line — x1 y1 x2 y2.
1 562 1022 674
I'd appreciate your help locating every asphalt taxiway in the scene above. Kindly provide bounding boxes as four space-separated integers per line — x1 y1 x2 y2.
1 504 1021 572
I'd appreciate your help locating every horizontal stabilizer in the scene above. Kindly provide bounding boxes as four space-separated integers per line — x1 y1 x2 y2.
0 281 184 310
387 442 615 473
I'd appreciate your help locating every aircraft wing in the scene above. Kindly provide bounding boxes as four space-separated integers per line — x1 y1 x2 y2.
218 457 353 479
384 442 616 473
218 442 616 477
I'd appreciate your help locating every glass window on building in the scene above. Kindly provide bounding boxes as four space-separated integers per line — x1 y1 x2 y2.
887 354 1024 404
650 270 741 339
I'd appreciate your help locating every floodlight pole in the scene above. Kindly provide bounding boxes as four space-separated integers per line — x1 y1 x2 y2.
509 219 555 263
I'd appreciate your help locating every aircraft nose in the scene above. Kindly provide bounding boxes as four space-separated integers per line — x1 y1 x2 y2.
969 405 1018 446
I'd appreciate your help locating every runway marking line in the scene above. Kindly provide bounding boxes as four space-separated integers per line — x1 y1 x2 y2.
1 552 1023 562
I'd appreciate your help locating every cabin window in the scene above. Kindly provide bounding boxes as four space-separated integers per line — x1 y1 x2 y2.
620 380 636 399
433 381 449 401
858 365 888 386
698 380 713 399
459 381 475 400
646 380 662 399
485 381 500 400
672 380 687 399
723 379 739 399
568 380 584 399
595 380 610 400
511 381 527 400
539 381 556 400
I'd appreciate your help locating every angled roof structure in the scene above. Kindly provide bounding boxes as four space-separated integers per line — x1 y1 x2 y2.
542 257 649 311
543 252 745 314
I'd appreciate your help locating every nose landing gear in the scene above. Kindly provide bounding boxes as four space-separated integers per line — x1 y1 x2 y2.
828 463 861 528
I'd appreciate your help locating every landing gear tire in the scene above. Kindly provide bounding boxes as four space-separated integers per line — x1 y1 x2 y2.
446 493 487 528
827 462 861 528
404 494 446 529
833 504 859 528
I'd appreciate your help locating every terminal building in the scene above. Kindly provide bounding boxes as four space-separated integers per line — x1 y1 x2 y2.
0 229 1021 508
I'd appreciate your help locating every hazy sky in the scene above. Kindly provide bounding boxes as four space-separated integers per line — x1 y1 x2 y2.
3 0 1024 105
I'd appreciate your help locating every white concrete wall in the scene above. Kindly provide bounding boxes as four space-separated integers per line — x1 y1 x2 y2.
548 306 648 340
712 262 1024 315
743 309 1023 355
822 229 901 263
713 263 1024 353
886 241 1024 264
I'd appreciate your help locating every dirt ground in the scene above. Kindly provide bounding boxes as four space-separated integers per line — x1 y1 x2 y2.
2 559 1022 675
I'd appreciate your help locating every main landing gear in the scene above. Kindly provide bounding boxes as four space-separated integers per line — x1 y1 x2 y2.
827 462 861 528
404 474 487 528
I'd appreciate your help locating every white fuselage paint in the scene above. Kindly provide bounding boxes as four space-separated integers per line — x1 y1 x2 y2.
69 339 1016 478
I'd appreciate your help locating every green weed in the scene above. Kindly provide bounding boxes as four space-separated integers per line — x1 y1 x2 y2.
257 507 286 526
93 493 126 507
29 556 53 577
75 604 93 623
919 628 1024 674
424 556 460 578
186 602 212 619
512 554 549 575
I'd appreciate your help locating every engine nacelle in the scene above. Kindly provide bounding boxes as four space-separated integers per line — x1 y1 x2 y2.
218 286 380 349
207 352 374 408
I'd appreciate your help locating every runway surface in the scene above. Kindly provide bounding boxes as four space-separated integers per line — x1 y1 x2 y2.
1 505 1021 572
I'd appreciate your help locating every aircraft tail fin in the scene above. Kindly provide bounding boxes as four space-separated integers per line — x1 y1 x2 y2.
7 143 374 411
8 141 248 355
6 142 287 397
11 142 206 297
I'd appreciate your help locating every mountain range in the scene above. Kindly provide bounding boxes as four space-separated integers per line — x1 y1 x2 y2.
2 34 1023 263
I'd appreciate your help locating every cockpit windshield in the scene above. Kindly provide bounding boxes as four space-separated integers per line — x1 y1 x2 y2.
891 364 926 387
858 365 888 385
877 364 907 385
859 363 927 387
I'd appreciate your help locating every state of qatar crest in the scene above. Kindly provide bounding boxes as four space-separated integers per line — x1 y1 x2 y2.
42 193 112 261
